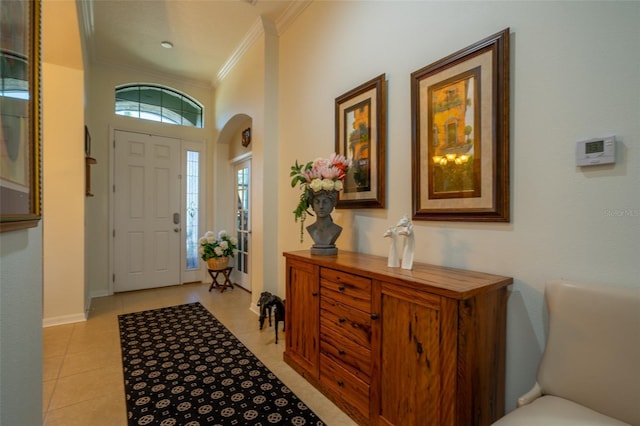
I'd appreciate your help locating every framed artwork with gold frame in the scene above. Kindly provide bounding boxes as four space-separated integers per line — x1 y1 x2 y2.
411 29 510 222
0 0 42 232
335 74 386 209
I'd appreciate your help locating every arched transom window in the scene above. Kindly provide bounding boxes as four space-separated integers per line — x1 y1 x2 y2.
115 84 203 128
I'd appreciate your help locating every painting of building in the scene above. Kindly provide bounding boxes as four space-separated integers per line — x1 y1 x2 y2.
429 68 480 197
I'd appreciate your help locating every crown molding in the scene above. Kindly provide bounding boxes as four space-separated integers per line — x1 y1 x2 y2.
76 0 95 64
214 0 312 86
216 17 263 85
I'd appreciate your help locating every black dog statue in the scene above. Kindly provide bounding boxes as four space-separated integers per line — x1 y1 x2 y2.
257 291 272 330
263 294 286 344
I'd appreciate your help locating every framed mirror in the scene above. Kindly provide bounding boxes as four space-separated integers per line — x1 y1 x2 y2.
0 0 42 232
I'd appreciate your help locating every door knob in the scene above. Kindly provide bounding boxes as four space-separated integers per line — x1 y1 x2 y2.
174 228 180 232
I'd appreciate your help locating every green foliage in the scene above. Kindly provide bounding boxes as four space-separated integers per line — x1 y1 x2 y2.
290 160 314 223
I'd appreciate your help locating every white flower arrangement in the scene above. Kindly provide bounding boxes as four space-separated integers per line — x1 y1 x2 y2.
198 230 238 261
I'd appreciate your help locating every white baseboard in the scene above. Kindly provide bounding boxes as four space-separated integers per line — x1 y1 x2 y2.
43 312 87 328
90 289 111 299
249 303 260 316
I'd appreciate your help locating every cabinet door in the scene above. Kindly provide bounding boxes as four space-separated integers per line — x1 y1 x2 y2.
285 259 320 378
372 282 458 425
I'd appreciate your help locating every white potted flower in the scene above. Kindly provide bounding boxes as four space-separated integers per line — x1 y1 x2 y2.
199 230 238 270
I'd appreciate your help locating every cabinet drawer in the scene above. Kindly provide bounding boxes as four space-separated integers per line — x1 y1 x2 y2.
321 295 372 348
320 354 370 421
320 326 371 382
320 268 371 312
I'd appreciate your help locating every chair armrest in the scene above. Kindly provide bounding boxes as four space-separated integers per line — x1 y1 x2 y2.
517 382 543 407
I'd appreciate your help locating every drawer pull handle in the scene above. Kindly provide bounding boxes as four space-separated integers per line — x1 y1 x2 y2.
338 284 345 292
338 317 346 323
370 313 379 320
337 380 344 387
338 349 345 355
312 291 318 296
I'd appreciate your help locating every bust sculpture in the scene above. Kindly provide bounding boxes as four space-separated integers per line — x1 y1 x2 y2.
306 190 342 255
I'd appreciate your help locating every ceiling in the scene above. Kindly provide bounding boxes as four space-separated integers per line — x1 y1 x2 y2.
78 0 305 87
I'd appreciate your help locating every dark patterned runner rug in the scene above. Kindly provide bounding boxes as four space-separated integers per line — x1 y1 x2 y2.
118 302 325 426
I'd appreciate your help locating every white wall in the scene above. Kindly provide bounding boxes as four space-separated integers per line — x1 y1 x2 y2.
274 1 640 412
40 0 86 326
0 226 43 425
42 62 86 325
215 29 276 309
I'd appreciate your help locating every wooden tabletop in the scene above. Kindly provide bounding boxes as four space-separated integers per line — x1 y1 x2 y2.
284 250 513 300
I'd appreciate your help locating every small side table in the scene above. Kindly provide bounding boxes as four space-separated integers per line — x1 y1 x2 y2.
207 267 234 293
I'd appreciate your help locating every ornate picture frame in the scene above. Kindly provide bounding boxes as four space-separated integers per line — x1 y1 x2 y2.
241 127 251 147
0 0 42 232
411 29 510 222
335 74 386 209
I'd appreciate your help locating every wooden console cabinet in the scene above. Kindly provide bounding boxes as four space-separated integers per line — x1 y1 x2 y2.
283 250 512 426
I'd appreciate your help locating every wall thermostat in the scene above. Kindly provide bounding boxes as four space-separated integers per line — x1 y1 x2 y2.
576 136 616 166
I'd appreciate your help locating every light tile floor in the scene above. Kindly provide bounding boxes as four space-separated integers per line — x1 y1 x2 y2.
42 282 357 426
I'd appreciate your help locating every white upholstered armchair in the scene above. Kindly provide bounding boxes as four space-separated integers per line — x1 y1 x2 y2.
493 279 640 426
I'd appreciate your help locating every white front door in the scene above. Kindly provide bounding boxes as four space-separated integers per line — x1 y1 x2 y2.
234 159 251 290
114 130 181 292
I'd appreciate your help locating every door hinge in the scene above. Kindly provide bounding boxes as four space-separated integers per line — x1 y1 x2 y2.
113 229 115 237
112 274 115 283
113 184 115 193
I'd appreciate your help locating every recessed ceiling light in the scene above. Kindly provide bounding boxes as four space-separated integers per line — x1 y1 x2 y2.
161 41 173 49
